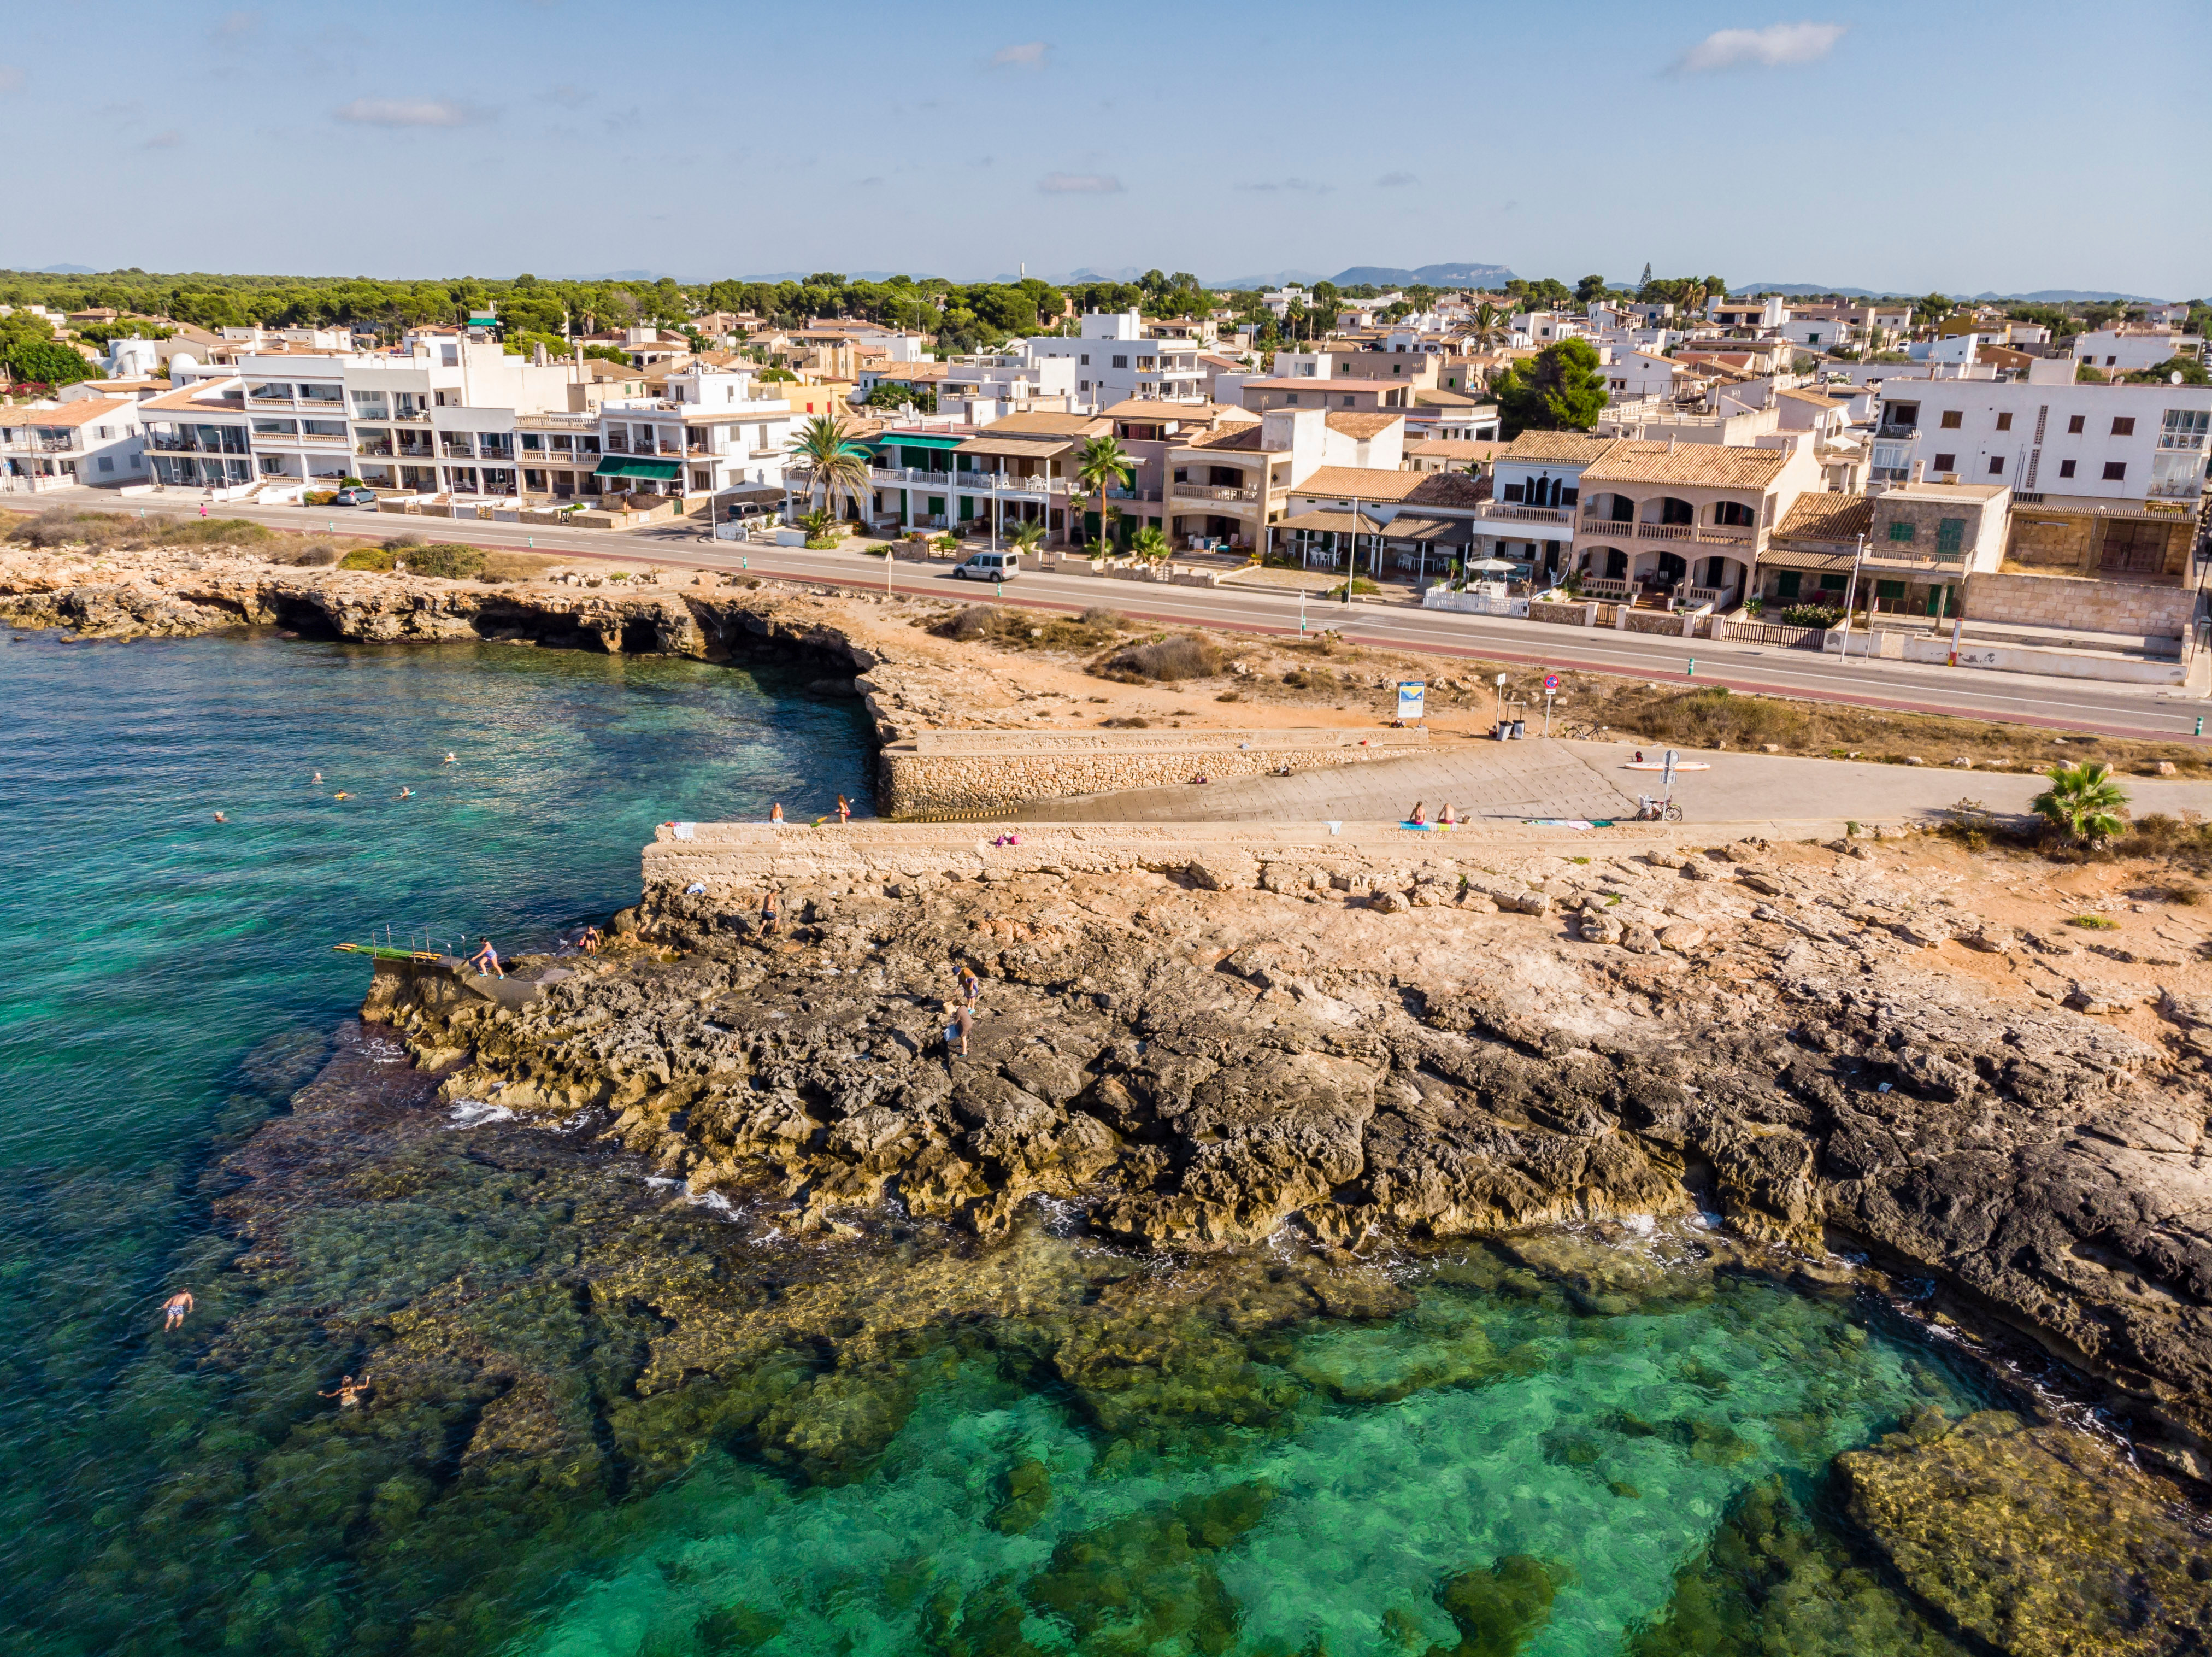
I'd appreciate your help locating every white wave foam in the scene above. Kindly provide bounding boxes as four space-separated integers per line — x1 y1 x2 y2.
446 1099 516 1128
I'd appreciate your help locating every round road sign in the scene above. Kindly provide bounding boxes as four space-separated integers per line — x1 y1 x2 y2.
1543 674 1559 692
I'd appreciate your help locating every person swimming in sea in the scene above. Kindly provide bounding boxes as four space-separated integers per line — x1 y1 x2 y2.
397 787 413 798
161 1290 193 1331
213 812 227 822
333 791 351 800
443 752 457 765
312 771 322 784
319 1373 372 1408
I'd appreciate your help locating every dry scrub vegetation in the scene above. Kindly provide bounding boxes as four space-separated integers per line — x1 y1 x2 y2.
903 597 2212 777
1 510 554 584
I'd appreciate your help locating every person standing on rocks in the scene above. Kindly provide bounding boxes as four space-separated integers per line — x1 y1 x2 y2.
944 999 973 1057
759 888 781 938
837 795 852 824
958 965 981 1011
769 802 785 825
468 937 504 979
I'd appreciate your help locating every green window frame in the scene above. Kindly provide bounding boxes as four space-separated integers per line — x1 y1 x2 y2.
1935 518 1964 554
1776 571 1801 599
1887 521 1915 542
1874 579 1906 599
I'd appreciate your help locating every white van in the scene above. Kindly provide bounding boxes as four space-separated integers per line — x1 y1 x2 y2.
952 550 1020 581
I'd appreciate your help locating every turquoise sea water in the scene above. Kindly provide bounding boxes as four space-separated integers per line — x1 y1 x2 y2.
0 627 1990 1656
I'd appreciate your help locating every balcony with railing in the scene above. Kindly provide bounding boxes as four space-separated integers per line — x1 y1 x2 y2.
1474 501 1571 525
1875 422 1918 440
440 439 475 459
1172 481 1261 503
355 441 395 458
149 432 250 455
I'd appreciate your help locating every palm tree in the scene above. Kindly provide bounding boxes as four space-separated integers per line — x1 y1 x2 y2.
1074 434 1134 555
1130 525 1169 563
2031 761 2129 846
1468 302 1509 352
784 412 873 526
1007 518 1046 559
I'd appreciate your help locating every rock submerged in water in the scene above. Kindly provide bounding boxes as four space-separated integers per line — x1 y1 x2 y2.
374 832 2212 1469
1836 1408 2212 1656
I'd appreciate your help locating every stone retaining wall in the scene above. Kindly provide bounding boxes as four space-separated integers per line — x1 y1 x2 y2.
879 727 1429 816
1966 569 2201 640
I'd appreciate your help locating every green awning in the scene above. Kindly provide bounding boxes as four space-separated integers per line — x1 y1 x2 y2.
595 457 682 481
872 433 965 451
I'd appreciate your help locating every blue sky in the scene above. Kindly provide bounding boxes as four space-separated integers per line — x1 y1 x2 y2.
3 0 2205 296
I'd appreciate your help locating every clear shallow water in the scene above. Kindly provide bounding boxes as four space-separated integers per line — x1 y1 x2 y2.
526 1244 1978 1657
0 629 873 1655
0 628 1988 1657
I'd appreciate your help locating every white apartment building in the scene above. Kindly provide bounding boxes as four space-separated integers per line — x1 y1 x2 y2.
1707 295 1789 331
2072 328 2203 373
0 396 150 490
1025 312 1206 410
936 352 1078 420
594 367 803 496
1870 377 2212 500
1509 311 1586 346
142 348 802 501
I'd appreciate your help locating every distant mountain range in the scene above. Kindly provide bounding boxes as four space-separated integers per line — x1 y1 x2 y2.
1328 263 1516 289
1734 282 2179 303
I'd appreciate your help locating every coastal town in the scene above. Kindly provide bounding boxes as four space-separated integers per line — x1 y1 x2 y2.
4 272 2207 688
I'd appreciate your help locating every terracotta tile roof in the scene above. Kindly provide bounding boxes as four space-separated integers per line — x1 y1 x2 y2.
1498 431 1616 465
981 412 1109 437
1408 439 1505 461
1097 398 1249 422
1279 506 1387 534
1178 424 1276 453
0 396 138 428
1581 439 1793 490
868 362 950 381
1773 492 1874 543
1325 411 1403 439
140 380 245 413
1290 467 1486 509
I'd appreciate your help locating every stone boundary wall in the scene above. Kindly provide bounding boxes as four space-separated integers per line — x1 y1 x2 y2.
1527 600 1596 627
1966 569 2201 641
1621 608 1695 638
880 727 1429 817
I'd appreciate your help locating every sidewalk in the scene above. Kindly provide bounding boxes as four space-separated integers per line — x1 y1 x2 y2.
1014 735 2212 827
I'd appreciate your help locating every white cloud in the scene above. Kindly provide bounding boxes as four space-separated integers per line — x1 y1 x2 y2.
143 130 183 149
1672 21 1845 73
1375 170 1416 187
1038 172 1122 194
991 41 1048 67
546 83 590 108
334 97 482 127
0 65 23 93
1235 178 1330 195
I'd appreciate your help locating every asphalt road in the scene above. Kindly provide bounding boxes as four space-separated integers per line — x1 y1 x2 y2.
42 488 2212 742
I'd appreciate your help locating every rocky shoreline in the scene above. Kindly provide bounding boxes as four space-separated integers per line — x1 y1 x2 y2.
360 820 2212 1625
17 534 2212 1649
